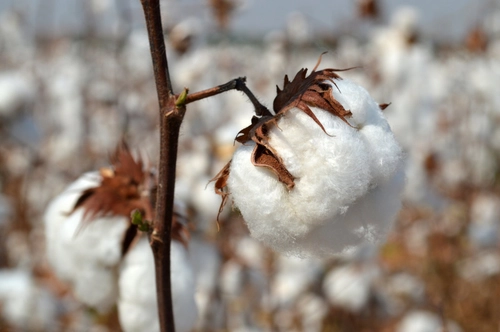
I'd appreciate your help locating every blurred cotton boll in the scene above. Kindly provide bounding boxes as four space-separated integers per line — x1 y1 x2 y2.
118 237 198 332
44 171 198 331
397 310 462 332
44 172 128 312
0 269 57 331
225 74 404 257
323 262 379 312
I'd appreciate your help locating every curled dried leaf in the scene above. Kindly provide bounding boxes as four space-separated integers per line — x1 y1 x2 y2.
251 144 295 189
274 66 354 129
211 160 231 221
379 103 391 111
71 143 153 224
70 142 192 254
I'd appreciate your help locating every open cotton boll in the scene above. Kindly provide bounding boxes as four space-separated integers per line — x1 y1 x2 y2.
118 236 198 332
44 172 129 312
225 76 404 257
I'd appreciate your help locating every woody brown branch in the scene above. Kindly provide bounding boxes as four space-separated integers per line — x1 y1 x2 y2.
139 2 269 332
139 0 177 331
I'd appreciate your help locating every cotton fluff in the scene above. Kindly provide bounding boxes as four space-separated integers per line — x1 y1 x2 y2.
118 236 198 332
44 172 128 312
0 269 56 330
323 263 379 312
397 310 462 332
227 77 404 257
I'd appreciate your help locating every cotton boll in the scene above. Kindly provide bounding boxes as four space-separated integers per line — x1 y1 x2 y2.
459 252 500 281
383 273 425 315
0 269 57 331
296 293 328 332
189 237 221 327
397 310 462 332
0 72 35 117
220 260 244 297
469 194 500 247
234 236 265 269
118 237 198 332
271 254 323 307
226 76 403 257
44 172 129 312
323 263 379 312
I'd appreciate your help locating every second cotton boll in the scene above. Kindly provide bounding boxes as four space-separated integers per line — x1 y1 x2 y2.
44 146 198 331
216 67 405 257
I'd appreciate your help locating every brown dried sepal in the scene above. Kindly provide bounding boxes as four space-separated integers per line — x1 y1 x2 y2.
211 160 231 221
71 143 154 223
71 142 192 254
379 103 391 111
273 55 354 129
252 144 294 189
234 56 353 187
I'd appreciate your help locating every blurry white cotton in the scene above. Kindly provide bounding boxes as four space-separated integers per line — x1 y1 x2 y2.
189 237 221 328
323 263 379 312
397 310 462 332
44 172 128 312
118 236 198 332
227 77 404 257
0 269 56 331
271 254 322 307
0 72 35 117
469 193 500 247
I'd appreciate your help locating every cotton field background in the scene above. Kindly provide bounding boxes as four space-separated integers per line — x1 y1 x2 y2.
1 0 500 331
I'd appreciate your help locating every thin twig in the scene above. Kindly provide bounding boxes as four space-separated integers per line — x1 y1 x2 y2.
183 76 272 116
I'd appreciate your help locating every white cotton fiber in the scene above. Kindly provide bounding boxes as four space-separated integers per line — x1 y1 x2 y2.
118 237 198 332
397 310 462 332
323 263 379 312
227 77 404 257
44 172 128 312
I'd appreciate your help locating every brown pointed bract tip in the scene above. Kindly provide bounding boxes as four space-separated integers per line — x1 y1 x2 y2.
210 160 232 222
70 142 190 254
379 103 391 111
71 142 152 223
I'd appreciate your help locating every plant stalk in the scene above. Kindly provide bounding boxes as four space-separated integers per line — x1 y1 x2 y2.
139 0 178 331
139 3 268 332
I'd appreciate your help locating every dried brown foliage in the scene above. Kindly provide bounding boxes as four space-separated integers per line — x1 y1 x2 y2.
70 143 190 252
357 0 380 19
465 26 488 53
71 143 154 222
208 0 236 30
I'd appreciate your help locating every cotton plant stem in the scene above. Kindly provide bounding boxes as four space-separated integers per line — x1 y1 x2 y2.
139 0 178 331
139 2 268 332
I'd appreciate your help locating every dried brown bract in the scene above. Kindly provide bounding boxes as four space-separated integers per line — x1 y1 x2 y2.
208 0 236 30
357 0 380 19
70 143 190 252
71 142 154 223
